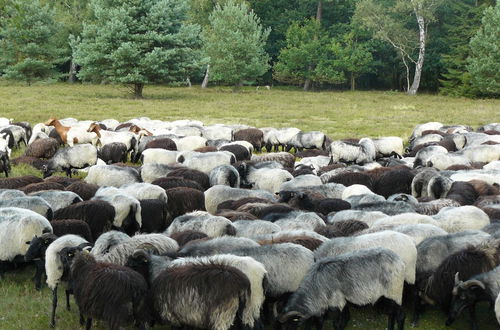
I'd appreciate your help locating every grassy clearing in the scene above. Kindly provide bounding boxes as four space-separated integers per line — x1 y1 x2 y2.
0 82 499 140
0 83 500 329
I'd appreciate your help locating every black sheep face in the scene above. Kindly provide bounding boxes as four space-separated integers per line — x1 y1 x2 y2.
278 311 307 330
58 246 80 272
25 234 56 262
125 251 150 279
446 280 485 326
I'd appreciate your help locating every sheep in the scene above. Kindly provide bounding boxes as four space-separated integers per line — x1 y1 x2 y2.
151 255 250 330
87 122 137 154
315 230 416 286
426 175 454 199
413 145 448 168
24 232 58 290
445 181 479 205
165 187 206 221
433 206 490 233
328 138 376 165
179 151 236 174
139 163 179 183
119 182 168 202
93 233 178 266
416 242 500 326
42 144 97 178
233 220 281 238
0 150 10 177
315 220 369 238
24 138 59 159
97 142 128 164
53 200 115 240
167 167 210 190
370 213 439 229
20 181 66 194
327 209 386 227
45 234 91 327
169 230 209 248
286 131 326 152
44 175 80 187
233 128 264 151
65 181 99 201
279 248 405 330
258 235 323 251
204 185 276 214
93 187 142 235
29 190 82 212
238 162 293 194
327 171 374 190
209 164 240 187
282 191 351 215
140 148 179 165
373 136 404 158
264 127 301 152
280 174 322 191
0 175 43 189
0 208 52 277
50 219 93 242
152 176 204 192
341 184 374 200
173 135 207 151
251 152 295 168
0 188 25 199
1 124 27 148
166 211 235 238
447 266 500 329
373 168 415 198
84 164 140 187
416 198 461 215
177 236 260 257
220 144 251 161
59 247 149 330
0 196 53 220
202 124 234 141
139 199 169 233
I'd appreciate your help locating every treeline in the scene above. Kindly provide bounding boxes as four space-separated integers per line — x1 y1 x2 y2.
0 0 498 98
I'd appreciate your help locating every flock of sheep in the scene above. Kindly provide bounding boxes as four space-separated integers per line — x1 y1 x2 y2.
0 116 500 330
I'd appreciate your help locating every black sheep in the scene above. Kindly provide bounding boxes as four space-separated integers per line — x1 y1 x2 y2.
60 247 150 330
165 187 206 222
24 233 58 290
258 235 323 251
44 175 80 187
144 137 177 151
140 199 169 233
446 181 479 205
53 200 115 240
0 175 43 189
166 168 210 190
169 230 209 248
281 191 351 216
20 181 65 194
11 155 48 170
0 151 10 177
316 220 369 238
151 177 204 192
328 172 374 190
65 181 99 200
51 219 93 243
216 197 272 212
233 128 264 151
97 142 128 164
373 168 415 199
220 144 251 161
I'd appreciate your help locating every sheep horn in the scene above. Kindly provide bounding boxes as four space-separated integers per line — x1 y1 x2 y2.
136 243 159 254
454 272 461 286
460 280 486 290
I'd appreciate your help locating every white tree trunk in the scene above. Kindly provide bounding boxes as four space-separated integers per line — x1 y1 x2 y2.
408 8 426 95
201 64 210 88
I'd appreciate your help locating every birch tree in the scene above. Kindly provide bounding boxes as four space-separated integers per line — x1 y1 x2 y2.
354 0 443 94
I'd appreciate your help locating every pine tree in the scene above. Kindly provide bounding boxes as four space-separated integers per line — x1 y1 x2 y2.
467 3 500 97
202 0 270 88
0 0 66 85
75 0 202 98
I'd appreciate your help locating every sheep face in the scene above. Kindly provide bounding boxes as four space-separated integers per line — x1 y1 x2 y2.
446 276 486 326
25 233 57 262
278 311 307 329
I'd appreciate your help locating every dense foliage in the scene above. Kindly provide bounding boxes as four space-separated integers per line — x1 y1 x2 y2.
0 0 497 97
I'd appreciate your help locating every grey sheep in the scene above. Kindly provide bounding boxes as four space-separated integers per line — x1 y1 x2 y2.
279 248 406 330
177 236 260 257
29 190 82 212
84 164 140 187
328 138 376 164
204 185 276 214
0 196 53 220
42 144 97 178
209 164 240 188
165 211 236 237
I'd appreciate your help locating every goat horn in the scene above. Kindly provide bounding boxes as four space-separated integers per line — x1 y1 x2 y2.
454 272 460 286
136 243 159 254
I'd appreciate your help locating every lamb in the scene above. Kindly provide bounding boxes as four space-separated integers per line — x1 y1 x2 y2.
24 138 59 159
0 208 52 277
209 164 240 187
0 196 53 220
92 233 178 266
165 211 235 237
279 248 405 330
42 144 97 178
45 234 91 327
93 187 142 235
29 190 82 212
144 137 177 151
442 181 479 205
165 187 206 221
204 185 276 214
416 198 461 215
327 171 374 190
53 200 115 240
329 138 376 164
84 164 140 187
59 247 149 330
413 145 448 168
151 255 250 330
447 266 500 329
286 131 326 152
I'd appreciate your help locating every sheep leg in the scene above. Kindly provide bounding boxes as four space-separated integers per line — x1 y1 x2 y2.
468 305 478 330
50 287 58 327
65 289 71 310
411 290 425 326
85 317 92 330
33 259 44 290
312 315 324 330
338 306 350 330
79 313 85 326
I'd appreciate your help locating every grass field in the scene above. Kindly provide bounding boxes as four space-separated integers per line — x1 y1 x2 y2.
1 82 500 330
